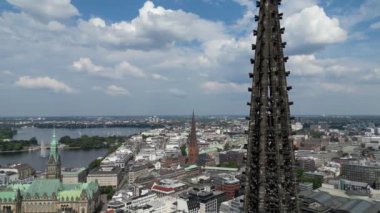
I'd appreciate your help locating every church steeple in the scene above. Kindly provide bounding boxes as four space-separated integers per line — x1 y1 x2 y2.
46 128 61 180
188 111 199 164
49 128 58 161
244 0 299 212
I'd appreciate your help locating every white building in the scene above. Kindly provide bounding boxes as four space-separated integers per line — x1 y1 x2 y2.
101 149 133 169
135 148 165 162
292 122 303 131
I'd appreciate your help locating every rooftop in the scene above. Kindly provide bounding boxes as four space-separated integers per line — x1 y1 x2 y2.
88 166 121 175
300 190 380 213
62 167 86 175
0 179 98 201
204 166 238 172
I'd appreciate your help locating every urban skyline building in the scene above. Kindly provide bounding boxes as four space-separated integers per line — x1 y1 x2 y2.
188 111 199 164
244 0 300 212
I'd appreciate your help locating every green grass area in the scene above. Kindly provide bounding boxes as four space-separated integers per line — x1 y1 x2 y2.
0 128 17 141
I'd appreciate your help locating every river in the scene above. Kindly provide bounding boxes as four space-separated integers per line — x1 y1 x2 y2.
0 127 146 171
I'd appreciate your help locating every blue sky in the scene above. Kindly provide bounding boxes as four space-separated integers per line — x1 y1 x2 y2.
0 0 379 116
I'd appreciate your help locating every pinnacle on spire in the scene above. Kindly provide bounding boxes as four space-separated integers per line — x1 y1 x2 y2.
53 127 56 139
49 127 59 161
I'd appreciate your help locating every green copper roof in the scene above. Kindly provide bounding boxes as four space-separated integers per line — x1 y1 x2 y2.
9 184 30 192
58 181 98 200
0 191 16 201
0 179 98 201
0 184 29 201
185 165 198 171
204 166 238 171
25 179 61 198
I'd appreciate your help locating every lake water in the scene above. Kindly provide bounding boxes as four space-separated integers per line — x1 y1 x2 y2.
0 127 146 171
13 127 145 144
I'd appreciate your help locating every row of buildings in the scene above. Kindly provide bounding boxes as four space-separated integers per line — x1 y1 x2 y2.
0 130 101 213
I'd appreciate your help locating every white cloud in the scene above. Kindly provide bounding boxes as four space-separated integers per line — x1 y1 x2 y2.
89 18 106 28
370 21 380 30
288 54 363 77
201 81 248 94
341 0 380 28
72 58 105 75
232 0 256 30
362 68 380 80
76 1 227 50
152 74 168 80
169 88 187 98
281 0 318 16
15 76 75 93
319 82 357 94
106 85 130 96
6 0 79 20
0 70 12 75
72 58 146 79
284 6 347 53
233 0 346 55
116 62 146 78
288 55 323 76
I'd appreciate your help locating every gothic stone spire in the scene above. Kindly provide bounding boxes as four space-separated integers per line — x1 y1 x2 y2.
188 111 199 164
244 0 299 212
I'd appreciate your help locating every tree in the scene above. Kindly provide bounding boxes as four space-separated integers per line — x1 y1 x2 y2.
180 144 187 156
224 143 230 151
88 159 102 171
296 168 322 189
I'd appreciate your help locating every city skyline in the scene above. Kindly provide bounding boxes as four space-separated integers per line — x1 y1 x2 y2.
0 0 379 116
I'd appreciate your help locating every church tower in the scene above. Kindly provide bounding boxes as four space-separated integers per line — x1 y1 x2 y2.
46 128 61 180
15 189 22 213
187 111 199 164
244 0 299 212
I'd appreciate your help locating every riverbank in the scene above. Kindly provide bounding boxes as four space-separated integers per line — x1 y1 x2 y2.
0 127 143 171
86 133 138 171
0 145 100 153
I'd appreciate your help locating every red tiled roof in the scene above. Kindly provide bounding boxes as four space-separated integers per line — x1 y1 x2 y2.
151 185 175 193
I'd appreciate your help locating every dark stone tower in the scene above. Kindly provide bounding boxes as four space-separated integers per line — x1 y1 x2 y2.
244 0 299 212
46 128 62 180
188 111 199 164
15 189 22 213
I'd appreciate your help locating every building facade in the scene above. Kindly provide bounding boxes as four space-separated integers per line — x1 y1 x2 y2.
0 179 100 213
128 164 149 184
46 129 61 180
341 161 380 189
177 189 225 213
214 176 240 200
87 166 122 187
62 167 87 184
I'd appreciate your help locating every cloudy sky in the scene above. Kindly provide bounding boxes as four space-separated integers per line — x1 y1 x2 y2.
0 0 379 116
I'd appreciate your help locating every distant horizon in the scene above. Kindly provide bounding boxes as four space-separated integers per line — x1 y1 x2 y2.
2 114 380 119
